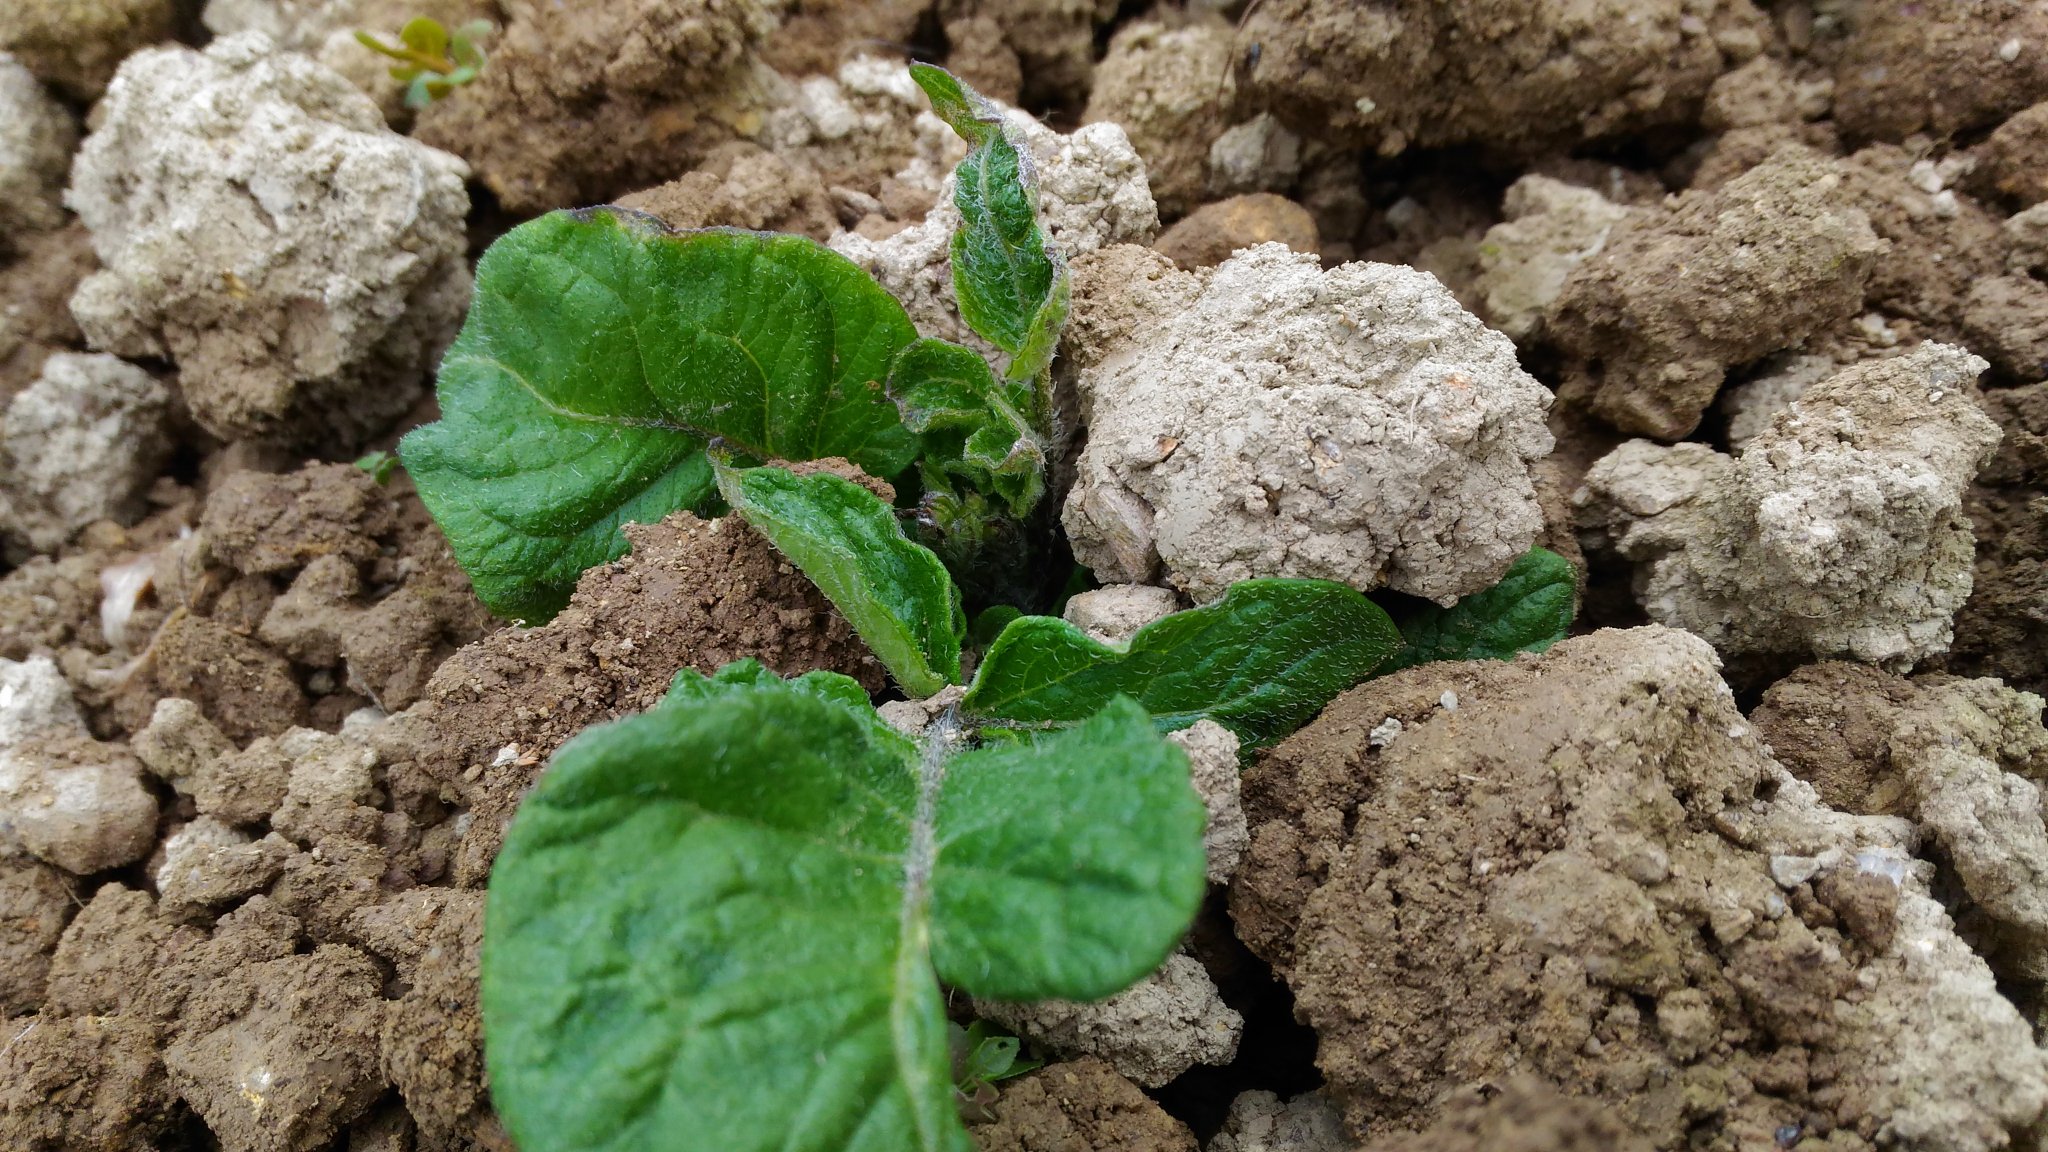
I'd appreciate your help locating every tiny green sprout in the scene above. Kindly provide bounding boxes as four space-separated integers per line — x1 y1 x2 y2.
949 1020 1040 1123
355 16 491 109
353 449 399 485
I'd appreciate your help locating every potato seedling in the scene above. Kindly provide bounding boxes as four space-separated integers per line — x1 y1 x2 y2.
400 64 1576 1152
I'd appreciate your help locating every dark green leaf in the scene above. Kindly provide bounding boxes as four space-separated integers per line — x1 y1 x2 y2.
716 464 964 696
401 208 922 622
1380 548 1577 672
961 579 1404 749
968 606 1022 648
908 64 1064 368
483 672 1204 1152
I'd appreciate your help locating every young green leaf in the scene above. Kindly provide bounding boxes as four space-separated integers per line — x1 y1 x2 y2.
482 673 1206 1152
1379 547 1577 671
401 208 923 622
715 464 964 697
888 339 1045 516
961 579 1404 749
908 63 1066 386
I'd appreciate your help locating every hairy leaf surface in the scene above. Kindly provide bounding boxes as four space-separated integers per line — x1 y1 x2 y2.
1381 548 1577 671
908 64 1065 385
401 208 921 621
482 674 1205 1152
961 580 1404 748
715 464 965 696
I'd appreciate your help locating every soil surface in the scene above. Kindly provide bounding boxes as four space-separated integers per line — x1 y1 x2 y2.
5 1 2048 1150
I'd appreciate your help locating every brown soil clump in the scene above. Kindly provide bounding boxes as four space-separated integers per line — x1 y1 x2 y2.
1358 1077 1652 1152
1233 626 2048 1150
0 223 93 407
411 0 778 214
1833 0 2048 143
968 1057 1199 1152
1154 193 1319 270
376 511 886 886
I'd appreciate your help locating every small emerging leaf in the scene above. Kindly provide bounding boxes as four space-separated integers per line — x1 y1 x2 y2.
908 64 1066 378
889 339 1044 517
716 464 964 697
402 209 923 621
962 579 1404 749
1379 547 1577 671
399 15 448 57
483 672 1204 1152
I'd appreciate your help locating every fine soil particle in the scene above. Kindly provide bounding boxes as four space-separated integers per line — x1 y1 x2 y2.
967 1056 1200 1152
374 511 887 886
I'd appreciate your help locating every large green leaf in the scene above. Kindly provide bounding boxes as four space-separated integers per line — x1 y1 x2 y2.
961 579 1404 749
715 464 965 697
401 208 922 622
1379 548 1578 672
908 64 1066 390
482 672 1205 1152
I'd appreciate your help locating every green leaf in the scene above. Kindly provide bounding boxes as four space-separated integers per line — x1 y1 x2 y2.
483 673 1205 1152
1379 547 1577 672
662 658 877 717
716 464 964 697
400 16 448 57
888 339 1044 517
353 449 399 485
401 208 923 622
908 64 1065 369
961 579 1404 749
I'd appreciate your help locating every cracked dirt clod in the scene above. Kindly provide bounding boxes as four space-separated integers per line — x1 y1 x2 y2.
1231 626 2048 1150
1063 242 1553 605
1082 14 1236 220
1356 1078 1653 1152
1832 0 2048 143
1751 663 2048 980
1471 175 1632 344
373 511 887 887
0 854 74 1014
0 0 174 100
1170 718 1247 885
1208 1089 1347 1152
0 53 74 245
1 352 172 553
1575 343 2003 669
1153 193 1320 270
165 943 387 1152
66 31 471 447
973 952 1244 1088
0 656 159 875
411 0 777 214
1236 0 1767 158
1545 147 1882 441
965 1056 1198 1152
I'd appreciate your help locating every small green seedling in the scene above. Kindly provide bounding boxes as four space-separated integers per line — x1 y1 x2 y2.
401 63 1578 1152
355 16 490 109
352 449 400 485
950 1020 1040 1123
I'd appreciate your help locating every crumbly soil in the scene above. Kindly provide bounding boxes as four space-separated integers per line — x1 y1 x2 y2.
5 1 2048 1150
